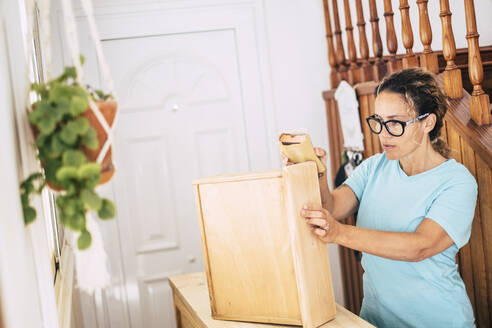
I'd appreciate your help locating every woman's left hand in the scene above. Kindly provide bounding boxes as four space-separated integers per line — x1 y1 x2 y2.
300 204 340 243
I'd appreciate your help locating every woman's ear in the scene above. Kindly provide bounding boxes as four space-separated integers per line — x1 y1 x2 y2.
424 113 437 133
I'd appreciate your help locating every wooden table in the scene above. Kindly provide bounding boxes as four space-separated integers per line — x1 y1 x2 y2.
169 273 375 328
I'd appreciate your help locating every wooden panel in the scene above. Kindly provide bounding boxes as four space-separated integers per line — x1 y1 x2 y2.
282 162 337 327
447 126 476 312
461 141 489 328
475 156 492 326
358 95 373 159
367 94 381 155
334 101 345 166
169 272 376 327
196 176 301 324
194 163 336 327
326 100 339 182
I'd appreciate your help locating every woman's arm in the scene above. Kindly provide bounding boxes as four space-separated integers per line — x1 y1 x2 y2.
318 175 359 221
301 205 454 262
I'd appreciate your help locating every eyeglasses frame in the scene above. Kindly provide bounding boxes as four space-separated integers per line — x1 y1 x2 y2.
365 112 430 137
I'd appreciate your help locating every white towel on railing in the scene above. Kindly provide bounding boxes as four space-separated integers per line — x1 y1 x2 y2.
334 81 364 151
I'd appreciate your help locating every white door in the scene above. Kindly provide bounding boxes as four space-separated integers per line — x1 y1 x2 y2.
51 1 276 327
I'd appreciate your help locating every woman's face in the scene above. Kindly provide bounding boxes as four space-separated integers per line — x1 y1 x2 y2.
373 91 429 160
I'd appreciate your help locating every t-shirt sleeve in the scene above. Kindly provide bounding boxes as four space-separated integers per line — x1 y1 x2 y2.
425 177 478 249
343 154 379 202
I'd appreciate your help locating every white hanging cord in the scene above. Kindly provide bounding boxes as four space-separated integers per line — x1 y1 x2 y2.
78 0 116 97
38 0 52 81
24 0 36 109
60 0 84 84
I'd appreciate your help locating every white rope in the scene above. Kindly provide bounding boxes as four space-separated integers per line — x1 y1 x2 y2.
24 0 36 109
60 0 84 84
78 0 115 96
38 0 52 81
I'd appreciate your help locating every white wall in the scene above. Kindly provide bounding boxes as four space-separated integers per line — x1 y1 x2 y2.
0 0 59 327
0 1 44 327
333 0 492 60
263 0 345 305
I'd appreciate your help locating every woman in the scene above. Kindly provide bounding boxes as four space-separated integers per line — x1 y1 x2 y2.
287 68 478 327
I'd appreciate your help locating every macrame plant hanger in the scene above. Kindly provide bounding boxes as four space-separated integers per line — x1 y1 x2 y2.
40 0 120 293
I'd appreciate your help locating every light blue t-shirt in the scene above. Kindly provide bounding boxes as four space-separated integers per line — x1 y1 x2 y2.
344 152 478 328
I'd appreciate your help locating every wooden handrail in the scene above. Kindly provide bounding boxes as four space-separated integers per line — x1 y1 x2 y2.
322 0 339 88
439 0 463 98
332 0 348 83
355 0 372 82
399 0 419 68
368 0 387 80
464 0 491 125
343 0 359 84
383 0 401 74
416 0 439 73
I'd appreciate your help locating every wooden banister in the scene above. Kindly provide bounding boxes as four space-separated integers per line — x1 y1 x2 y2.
368 0 387 80
439 0 463 98
399 0 419 68
355 0 373 82
416 0 439 73
343 0 359 84
322 0 339 88
383 0 402 74
464 0 491 125
332 0 348 83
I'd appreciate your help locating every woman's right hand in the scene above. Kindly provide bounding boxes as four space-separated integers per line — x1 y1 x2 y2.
314 147 328 171
281 146 328 170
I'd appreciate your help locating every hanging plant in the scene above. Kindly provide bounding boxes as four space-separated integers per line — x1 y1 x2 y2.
20 57 117 250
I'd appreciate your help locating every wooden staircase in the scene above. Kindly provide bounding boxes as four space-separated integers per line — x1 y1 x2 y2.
321 1 492 327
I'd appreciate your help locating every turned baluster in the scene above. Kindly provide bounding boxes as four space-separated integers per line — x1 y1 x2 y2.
399 0 419 68
416 0 438 73
439 0 463 98
355 0 372 82
322 0 339 88
343 0 359 84
383 0 402 73
464 0 491 125
368 0 387 80
332 0 348 82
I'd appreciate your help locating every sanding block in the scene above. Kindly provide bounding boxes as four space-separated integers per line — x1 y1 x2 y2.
279 133 326 175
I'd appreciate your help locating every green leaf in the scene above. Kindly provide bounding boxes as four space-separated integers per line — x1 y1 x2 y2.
55 96 71 115
98 199 115 220
56 166 79 181
81 189 102 211
59 123 78 145
38 117 56 135
69 95 89 117
62 150 87 167
77 230 92 250
78 162 101 179
23 206 36 224
35 134 48 148
82 127 98 150
44 158 62 183
49 134 66 157
69 212 86 231
73 117 90 135
79 54 86 66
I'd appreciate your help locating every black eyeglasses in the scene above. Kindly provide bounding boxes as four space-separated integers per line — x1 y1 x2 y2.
366 113 430 137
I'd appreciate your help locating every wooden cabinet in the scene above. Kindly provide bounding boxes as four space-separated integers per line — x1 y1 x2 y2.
193 162 336 328
169 273 375 328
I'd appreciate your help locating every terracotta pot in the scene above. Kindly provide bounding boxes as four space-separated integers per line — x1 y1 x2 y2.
32 100 118 191
82 100 117 185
